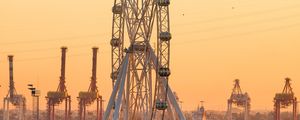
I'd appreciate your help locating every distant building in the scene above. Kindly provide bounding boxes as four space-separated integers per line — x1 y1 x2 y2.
193 105 206 120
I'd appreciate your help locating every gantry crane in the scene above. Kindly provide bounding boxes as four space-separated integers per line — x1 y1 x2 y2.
274 78 297 120
226 79 250 120
3 55 26 120
104 0 185 119
78 47 103 120
46 47 71 120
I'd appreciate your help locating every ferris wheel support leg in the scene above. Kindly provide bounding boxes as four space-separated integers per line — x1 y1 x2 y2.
149 47 185 120
163 81 186 120
166 100 175 120
124 64 131 120
113 56 129 120
103 55 129 120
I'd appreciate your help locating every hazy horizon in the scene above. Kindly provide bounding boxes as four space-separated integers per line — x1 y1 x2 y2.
0 0 300 111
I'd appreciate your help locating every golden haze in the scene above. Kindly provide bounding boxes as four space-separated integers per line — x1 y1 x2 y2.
0 0 300 111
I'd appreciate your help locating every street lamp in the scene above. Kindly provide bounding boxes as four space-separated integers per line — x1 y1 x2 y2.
28 84 40 120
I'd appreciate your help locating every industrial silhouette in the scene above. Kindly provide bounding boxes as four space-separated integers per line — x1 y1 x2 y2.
46 47 71 120
274 78 297 120
226 79 250 120
77 47 103 120
3 55 26 120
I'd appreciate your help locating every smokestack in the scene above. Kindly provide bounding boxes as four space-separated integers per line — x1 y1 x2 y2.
8 55 15 98
90 47 98 92
58 47 67 92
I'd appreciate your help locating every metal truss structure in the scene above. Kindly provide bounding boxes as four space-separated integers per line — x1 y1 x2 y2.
274 78 297 120
3 55 26 120
46 47 71 120
104 0 185 119
78 47 103 120
226 79 250 120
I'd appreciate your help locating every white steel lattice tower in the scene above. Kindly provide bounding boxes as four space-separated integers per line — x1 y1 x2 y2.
104 0 185 119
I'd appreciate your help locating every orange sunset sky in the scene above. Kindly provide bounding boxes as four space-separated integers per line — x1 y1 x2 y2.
0 0 300 111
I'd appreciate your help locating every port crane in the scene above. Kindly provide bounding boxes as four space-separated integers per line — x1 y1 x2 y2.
78 47 103 120
274 78 297 120
46 47 71 120
226 79 250 120
3 55 26 120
